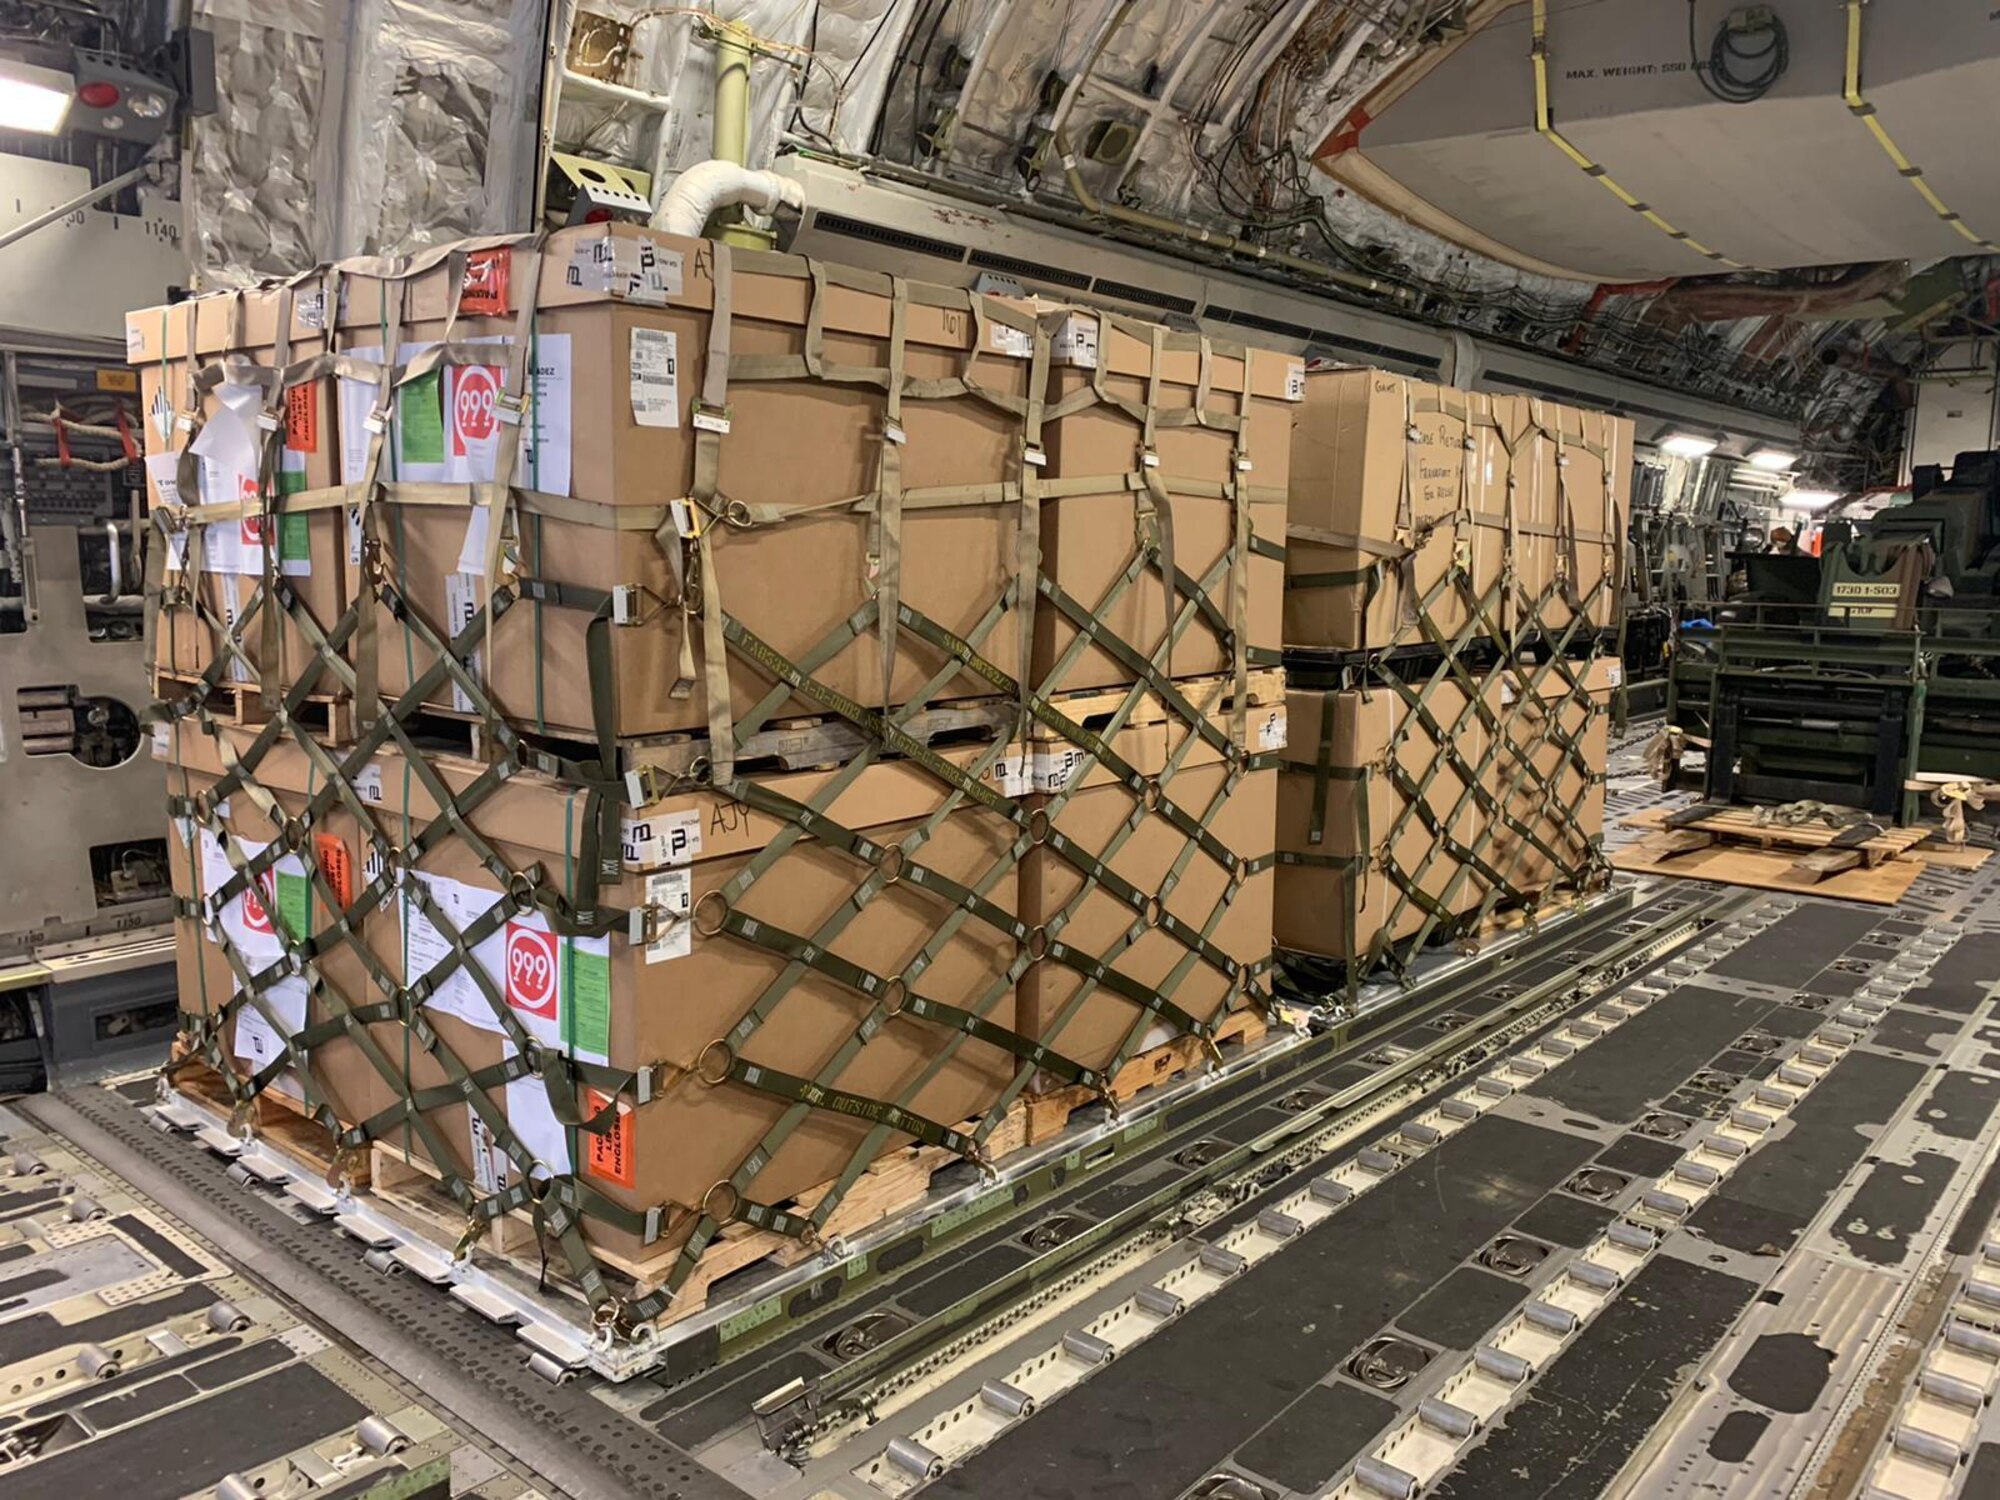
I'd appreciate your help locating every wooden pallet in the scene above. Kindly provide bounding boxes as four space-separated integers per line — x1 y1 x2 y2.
1021 1004 1270 1145
155 671 354 744
1022 667 1288 741
1613 834 1927 905
170 1054 370 1189
168 1005 1277 1329
1619 804 1931 877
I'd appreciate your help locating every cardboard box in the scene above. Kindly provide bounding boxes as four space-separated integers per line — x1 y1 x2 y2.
1038 313 1297 695
1273 677 1494 962
1016 696 1280 1074
134 304 349 700
135 231 1037 740
161 718 1037 1262
1285 373 1631 653
1492 396 1629 638
1489 655 1619 892
1285 370 1507 654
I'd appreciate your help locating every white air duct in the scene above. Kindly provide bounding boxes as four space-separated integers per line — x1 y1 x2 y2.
650 161 804 237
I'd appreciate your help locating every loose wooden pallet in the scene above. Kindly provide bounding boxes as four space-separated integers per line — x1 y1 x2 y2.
1910 841 1994 871
155 671 354 744
1619 803 1931 879
1612 834 1927 905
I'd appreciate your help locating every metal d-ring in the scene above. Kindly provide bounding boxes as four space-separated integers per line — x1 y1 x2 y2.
1027 808 1052 845
881 975 910 1016
506 868 538 912
701 1180 743 1222
1140 778 1165 814
692 889 731 937
877 845 907 886
1024 925 1051 961
695 1040 735 1086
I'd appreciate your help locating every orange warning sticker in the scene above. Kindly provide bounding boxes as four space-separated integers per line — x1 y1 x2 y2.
583 1088 635 1188
314 832 353 909
461 247 511 317
286 382 319 454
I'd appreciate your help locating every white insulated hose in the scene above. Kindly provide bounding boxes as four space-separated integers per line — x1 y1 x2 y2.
650 161 804 237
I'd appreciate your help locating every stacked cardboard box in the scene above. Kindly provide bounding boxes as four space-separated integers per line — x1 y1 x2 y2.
136 231 1298 1307
1275 368 1628 976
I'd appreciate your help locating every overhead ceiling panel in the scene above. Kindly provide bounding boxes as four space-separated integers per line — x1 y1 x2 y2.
1316 0 2000 282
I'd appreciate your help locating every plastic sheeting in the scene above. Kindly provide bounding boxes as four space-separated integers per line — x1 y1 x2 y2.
188 0 542 286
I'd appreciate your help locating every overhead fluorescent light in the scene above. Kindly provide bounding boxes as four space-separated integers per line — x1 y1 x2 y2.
1660 432 1719 458
1748 447 1797 471
1783 488 1842 510
0 59 75 135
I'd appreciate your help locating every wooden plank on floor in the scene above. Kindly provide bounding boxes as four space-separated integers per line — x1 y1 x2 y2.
1613 838 1926 906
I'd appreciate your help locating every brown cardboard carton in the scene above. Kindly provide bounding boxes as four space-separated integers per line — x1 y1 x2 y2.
134 231 1038 740
1016 696 1281 1074
1490 655 1619 892
156 723 384 1127
134 304 348 701
1285 370 1509 653
1036 312 1297 695
1491 395 1629 637
1273 677 1493 962
160 716 1040 1262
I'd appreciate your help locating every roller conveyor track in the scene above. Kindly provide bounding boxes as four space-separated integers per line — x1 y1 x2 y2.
6 852 2000 1500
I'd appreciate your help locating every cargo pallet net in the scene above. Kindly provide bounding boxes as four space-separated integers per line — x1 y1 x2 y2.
144 235 1283 1336
1278 383 1623 996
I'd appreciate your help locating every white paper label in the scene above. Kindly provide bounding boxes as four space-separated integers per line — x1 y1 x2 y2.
1030 744 1088 795
296 290 327 331
1255 707 1288 752
1500 680 1518 705
568 233 683 303
1053 315 1100 369
347 504 363 568
149 387 173 443
468 1108 508 1194
1605 662 1624 688
629 327 679 429
505 1069 574 1177
444 573 481 713
1284 361 1307 402
235 974 309 1096
644 870 693 964
337 336 573 499
125 323 144 359
349 760 386 807
404 874 608 1065
989 323 1034 359
992 751 1030 800
151 721 170 759
622 807 701 869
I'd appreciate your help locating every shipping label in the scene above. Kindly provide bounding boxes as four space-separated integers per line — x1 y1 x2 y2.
1255 707 1288 751
630 327 678 428
460 247 512 317
644 870 692 964
622 807 701 869
1053 315 1100 368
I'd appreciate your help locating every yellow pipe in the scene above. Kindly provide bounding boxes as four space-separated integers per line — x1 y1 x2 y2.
710 20 767 249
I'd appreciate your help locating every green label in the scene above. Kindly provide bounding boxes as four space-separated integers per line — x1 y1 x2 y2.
275 870 311 940
280 511 310 562
719 1293 783 1343
929 1186 1009 1240
399 371 444 465
567 943 611 1058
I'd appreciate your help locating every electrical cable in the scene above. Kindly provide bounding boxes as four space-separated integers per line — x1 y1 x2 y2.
1689 1 1788 105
